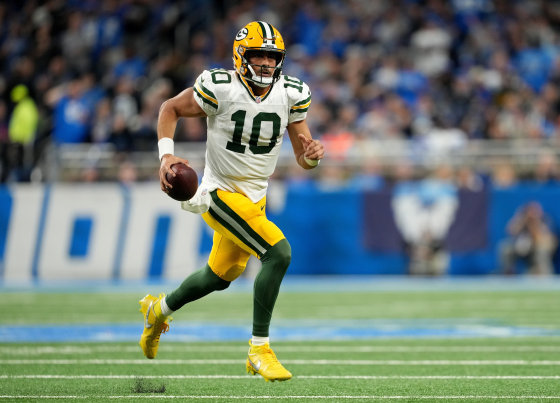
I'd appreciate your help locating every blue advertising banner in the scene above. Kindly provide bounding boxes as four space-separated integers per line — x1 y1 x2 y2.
0 183 558 280
363 189 489 253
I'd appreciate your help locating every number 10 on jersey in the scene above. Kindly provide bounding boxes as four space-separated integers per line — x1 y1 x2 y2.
226 110 281 155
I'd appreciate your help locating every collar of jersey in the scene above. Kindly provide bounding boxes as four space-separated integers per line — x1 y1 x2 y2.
238 74 273 103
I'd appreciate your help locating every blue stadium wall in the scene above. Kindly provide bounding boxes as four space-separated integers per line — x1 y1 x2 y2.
0 182 559 281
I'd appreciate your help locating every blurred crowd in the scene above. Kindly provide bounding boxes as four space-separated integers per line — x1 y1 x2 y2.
2 0 560 183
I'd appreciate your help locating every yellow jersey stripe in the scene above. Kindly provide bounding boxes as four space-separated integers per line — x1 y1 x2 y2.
290 100 311 111
194 82 218 107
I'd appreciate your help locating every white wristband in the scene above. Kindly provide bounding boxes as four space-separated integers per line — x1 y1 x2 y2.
304 157 320 167
158 138 174 161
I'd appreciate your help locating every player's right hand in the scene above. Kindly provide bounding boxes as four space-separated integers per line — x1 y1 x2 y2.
298 133 324 163
159 154 190 192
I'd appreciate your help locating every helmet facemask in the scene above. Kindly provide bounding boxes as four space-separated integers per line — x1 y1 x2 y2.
238 48 285 87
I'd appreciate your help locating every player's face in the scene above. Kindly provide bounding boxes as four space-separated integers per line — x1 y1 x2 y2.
247 52 278 79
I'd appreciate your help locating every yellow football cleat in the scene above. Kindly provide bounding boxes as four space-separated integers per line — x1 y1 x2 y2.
246 341 292 382
139 294 172 359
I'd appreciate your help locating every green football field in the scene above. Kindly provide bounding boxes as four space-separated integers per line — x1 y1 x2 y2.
0 278 559 401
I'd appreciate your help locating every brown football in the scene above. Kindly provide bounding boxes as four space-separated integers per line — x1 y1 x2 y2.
165 163 198 201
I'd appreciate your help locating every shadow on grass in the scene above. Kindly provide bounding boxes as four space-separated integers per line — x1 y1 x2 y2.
132 377 166 394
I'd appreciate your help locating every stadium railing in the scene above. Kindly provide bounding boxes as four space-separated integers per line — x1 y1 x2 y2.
42 138 560 182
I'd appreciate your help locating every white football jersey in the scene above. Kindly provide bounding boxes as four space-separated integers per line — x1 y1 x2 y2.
192 69 311 202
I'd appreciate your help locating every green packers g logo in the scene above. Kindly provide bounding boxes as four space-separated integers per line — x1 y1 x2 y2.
235 28 248 41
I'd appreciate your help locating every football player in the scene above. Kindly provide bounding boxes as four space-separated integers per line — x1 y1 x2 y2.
139 21 324 382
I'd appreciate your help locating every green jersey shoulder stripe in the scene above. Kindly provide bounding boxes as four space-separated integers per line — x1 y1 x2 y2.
193 87 218 109
292 95 311 107
198 79 217 99
195 78 218 107
290 106 309 114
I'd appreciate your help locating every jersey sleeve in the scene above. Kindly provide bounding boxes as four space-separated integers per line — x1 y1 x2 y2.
192 70 220 116
286 76 312 124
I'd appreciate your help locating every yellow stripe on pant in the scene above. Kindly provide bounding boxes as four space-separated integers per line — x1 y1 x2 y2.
202 189 285 281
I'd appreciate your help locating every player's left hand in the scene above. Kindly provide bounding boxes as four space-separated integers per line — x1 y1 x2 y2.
298 133 324 162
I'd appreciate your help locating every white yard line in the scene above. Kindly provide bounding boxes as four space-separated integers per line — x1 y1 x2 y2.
1 395 560 400
0 397 85 400
1 359 560 365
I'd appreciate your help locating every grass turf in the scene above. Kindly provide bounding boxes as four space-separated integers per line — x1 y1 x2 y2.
0 286 559 401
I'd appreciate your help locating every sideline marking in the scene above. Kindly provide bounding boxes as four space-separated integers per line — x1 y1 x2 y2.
2 322 559 342
2 345 560 355
2 359 560 365
1 374 559 380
